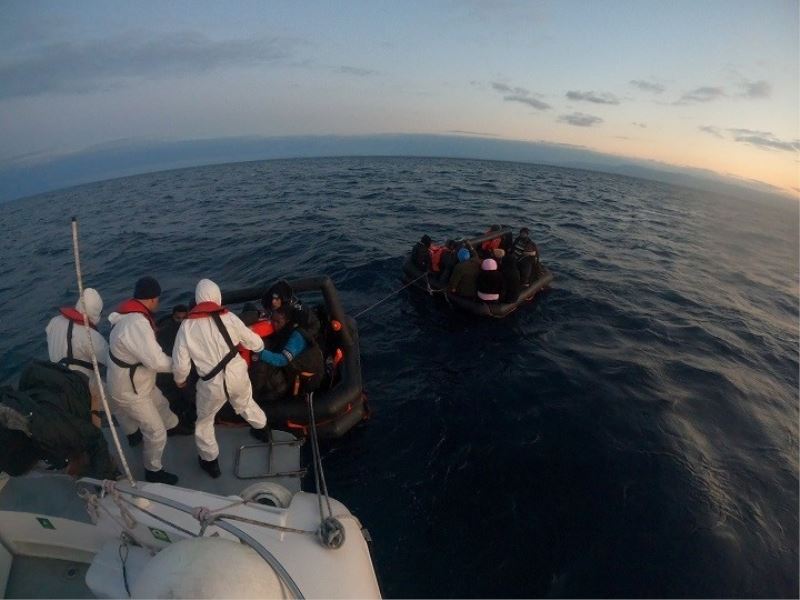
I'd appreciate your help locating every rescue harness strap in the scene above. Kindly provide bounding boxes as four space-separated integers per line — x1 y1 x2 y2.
199 312 239 383
108 350 141 395
58 319 95 371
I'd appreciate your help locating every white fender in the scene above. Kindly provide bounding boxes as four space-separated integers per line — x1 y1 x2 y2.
239 481 293 508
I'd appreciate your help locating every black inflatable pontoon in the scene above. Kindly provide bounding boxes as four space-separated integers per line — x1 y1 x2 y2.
402 227 553 318
219 276 368 439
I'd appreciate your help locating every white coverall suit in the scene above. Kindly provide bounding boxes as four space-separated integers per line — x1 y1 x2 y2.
172 279 266 462
46 288 109 425
46 288 108 379
107 306 179 472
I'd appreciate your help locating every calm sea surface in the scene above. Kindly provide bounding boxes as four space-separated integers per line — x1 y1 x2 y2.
0 157 797 598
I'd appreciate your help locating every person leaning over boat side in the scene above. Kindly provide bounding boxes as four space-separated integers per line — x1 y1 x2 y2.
45 288 108 427
107 276 181 485
448 245 481 298
512 227 540 287
411 234 433 271
477 258 505 303
172 279 270 479
0 361 118 480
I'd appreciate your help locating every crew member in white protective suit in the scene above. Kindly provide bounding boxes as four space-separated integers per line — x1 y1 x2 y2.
172 278 269 479
45 288 108 427
107 276 180 485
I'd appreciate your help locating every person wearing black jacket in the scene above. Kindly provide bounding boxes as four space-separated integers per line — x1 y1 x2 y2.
410 235 432 271
0 361 117 479
501 253 522 302
477 258 505 302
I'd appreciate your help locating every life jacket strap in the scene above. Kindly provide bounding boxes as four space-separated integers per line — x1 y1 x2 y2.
57 319 95 371
109 350 141 394
199 313 239 382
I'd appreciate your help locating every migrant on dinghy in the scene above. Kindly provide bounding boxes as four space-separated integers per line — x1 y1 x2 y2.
209 275 369 439
402 225 554 318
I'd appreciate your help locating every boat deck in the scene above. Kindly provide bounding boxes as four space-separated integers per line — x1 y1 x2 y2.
0 426 303 524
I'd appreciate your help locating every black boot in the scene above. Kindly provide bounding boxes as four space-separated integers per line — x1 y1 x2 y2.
127 430 143 447
198 457 221 478
144 469 178 485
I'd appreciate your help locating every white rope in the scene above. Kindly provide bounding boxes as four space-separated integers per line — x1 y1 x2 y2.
70 217 136 486
352 272 429 319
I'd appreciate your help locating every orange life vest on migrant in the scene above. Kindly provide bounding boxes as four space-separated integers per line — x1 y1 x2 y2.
240 319 275 366
429 244 446 272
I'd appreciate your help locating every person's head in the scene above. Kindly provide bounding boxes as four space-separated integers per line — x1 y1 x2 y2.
481 258 498 271
240 302 260 327
490 224 501 232
270 306 293 332
76 288 103 326
492 248 506 260
172 304 188 323
195 278 222 306
420 234 432 248
262 281 292 312
457 248 471 263
134 276 161 312
446 239 456 250
519 227 530 238
0 427 40 476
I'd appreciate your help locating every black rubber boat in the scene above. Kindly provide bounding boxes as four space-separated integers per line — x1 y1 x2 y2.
212 276 368 439
402 227 554 318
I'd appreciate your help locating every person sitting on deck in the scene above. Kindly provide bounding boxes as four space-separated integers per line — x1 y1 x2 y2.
511 227 540 287
410 235 433 271
448 245 481 298
477 258 505 303
0 361 118 480
172 279 270 479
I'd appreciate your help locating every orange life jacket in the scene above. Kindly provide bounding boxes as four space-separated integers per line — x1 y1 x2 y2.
429 244 446 272
240 319 275 366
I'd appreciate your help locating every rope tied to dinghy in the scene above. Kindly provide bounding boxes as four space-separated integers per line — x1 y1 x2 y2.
351 272 429 319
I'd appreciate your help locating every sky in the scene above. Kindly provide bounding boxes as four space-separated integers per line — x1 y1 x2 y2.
1 0 798 198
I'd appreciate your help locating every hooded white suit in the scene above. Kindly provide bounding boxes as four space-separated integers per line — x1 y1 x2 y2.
172 279 266 461
107 301 178 472
46 288 108 379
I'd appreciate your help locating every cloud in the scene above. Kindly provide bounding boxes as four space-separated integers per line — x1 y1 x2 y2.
630 79 665 94
728 128 800 152
565 90 620 105
699 125 724 138
558 112 603 127
632 122 647 128
504 95 551 110
675 86 726 104
737 79 771 99
490 81 551 110
337 66 377 76
0 31 292 100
